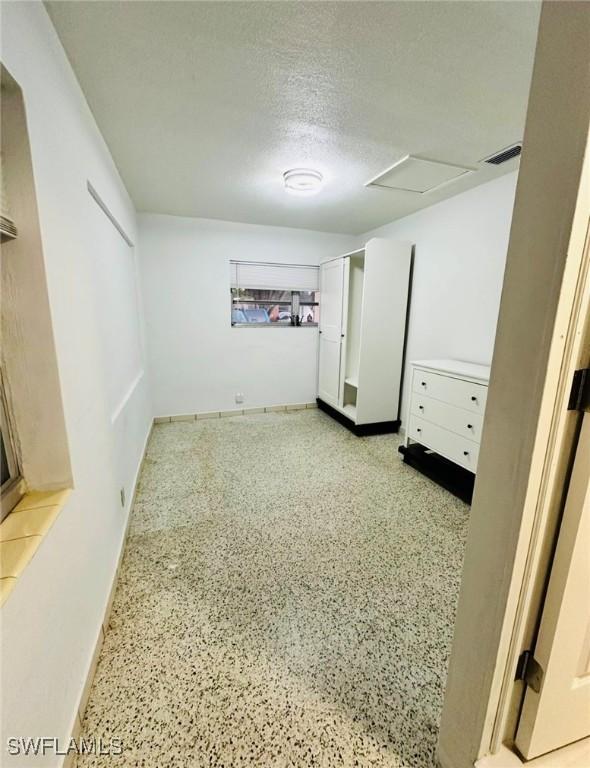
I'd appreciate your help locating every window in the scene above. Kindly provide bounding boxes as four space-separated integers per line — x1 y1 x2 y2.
1 142 23 521
231 288 320 326
0 369 23 521
230 261 319 326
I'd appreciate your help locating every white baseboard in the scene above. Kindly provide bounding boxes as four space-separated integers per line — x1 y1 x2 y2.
63 418 154 767
475 741 590 768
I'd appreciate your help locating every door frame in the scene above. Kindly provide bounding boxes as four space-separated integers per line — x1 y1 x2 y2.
514 408 590 758
437 3 590 767
488 148 590 760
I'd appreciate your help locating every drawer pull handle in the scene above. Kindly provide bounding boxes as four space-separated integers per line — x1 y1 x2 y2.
416 428 422 433
471 396 477 402
419 405 424 410
463 451 469 456
421 381 427 386
467 424 473 429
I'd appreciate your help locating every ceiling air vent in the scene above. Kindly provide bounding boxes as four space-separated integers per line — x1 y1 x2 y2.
483 143 522 166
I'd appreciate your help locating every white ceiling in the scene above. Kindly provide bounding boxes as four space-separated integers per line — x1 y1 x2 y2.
46 1 541 235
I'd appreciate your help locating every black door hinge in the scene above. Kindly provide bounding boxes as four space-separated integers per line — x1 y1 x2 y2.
568 368 590 412
515 650 544 693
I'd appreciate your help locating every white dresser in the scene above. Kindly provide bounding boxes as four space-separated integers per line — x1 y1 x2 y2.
405 359 491 473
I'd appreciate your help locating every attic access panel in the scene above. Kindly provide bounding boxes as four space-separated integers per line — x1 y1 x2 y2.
366 155 473 193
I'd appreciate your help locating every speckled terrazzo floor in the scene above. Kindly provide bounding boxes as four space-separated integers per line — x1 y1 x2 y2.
76 409 469 768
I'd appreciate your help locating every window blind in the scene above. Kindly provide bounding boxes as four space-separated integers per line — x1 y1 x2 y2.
230 261 319 291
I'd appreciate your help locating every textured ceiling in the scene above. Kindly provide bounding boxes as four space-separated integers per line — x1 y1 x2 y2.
46 1 541 234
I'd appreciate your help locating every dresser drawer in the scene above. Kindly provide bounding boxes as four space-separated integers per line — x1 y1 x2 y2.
408 415 480 472
410 393 484 443
412 369 487 414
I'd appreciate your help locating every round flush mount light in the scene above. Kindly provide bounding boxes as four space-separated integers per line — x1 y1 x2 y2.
283 168 323 195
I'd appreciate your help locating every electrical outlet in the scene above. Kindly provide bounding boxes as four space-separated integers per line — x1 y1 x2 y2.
235 392 244 404
120 488 125 508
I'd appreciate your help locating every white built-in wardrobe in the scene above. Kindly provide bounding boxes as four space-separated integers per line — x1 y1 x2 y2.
317 238 412 435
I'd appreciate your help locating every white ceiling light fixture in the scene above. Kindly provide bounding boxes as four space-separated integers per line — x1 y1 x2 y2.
283 168 323 195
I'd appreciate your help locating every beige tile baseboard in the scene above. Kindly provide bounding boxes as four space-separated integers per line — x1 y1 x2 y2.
155 402 318 423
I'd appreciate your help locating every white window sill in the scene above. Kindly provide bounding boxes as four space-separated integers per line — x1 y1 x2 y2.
231 323 318 328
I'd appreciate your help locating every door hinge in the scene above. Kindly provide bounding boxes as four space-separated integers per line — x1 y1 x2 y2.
515 650 544 693
568 368 590 412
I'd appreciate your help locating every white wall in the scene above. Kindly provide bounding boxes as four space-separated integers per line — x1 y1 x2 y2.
362 171 518 423
139 173 516 422
1 4 152 765
139 213 356 416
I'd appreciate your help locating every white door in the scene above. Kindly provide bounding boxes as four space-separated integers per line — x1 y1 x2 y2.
515 410 590 759
318 259 344 408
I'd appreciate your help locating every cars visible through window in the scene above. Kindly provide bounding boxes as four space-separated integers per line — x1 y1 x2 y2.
230 261 320 327
231 288 319 326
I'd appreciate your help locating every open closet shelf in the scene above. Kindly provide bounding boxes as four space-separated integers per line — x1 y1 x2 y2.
344 376 358 388
342 403 357 420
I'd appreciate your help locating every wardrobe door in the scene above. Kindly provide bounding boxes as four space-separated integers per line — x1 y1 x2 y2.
356 240 411 424
318 258 345 408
